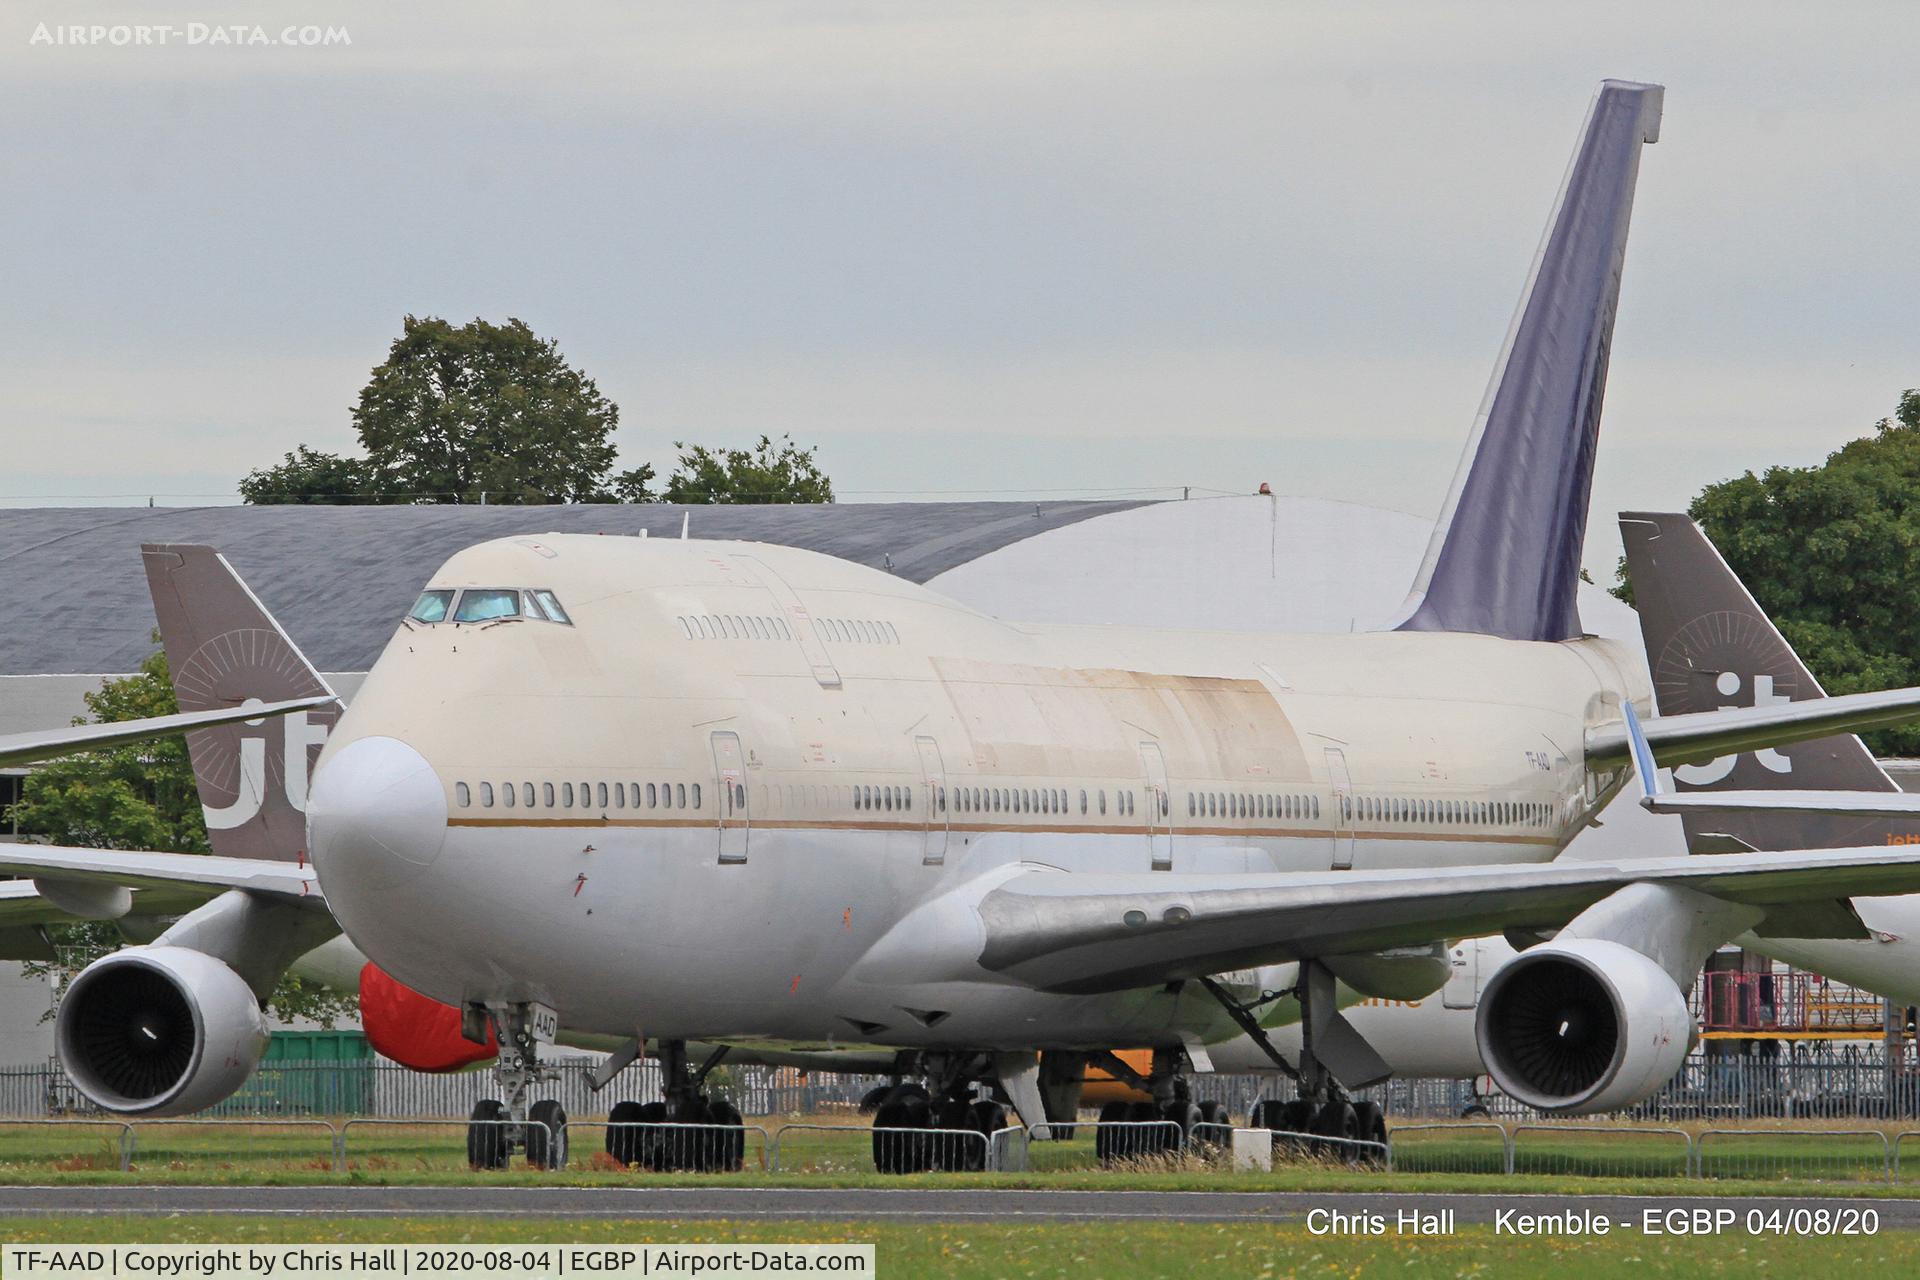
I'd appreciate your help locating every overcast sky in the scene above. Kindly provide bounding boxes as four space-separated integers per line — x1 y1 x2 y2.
4 2 1915 577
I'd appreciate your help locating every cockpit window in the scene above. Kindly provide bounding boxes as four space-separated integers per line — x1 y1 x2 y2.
453 589 522 623
527 589 572 624
409 590 455 623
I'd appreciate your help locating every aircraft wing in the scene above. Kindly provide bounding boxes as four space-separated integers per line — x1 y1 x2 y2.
959 848 1920 994
0 696 333 769
0 846 322 904
1585 684 1920 769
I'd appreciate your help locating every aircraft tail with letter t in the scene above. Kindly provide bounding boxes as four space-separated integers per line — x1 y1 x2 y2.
1620 511 1920 852
142 544 341 863
1395 79 1663 642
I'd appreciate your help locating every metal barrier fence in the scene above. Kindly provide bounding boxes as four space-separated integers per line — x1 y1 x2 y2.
1 1113 1919 1183
8 1049 1920 1125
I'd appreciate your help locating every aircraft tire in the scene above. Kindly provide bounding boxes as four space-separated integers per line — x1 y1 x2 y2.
966 1099 1007 1171
1161 1099 1203 1156
634 1101 670 1170
1095 1101 1130 1163
707 1098 746 1172
1351 1101 1388 1166
525 1099 568 1171
466 1099 510 1171
1308 1099 1358 1157
606 1100 645 1166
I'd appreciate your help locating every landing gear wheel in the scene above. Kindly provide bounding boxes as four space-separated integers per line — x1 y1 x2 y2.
635 1101 670 1171
1351 1101 1388 1166
1126 1101 1163 1159
526 1099 568 1171
707 1098 746 1172
1194 1100 1230 1151
1272 1098 1318 1155
873 1094 934 1175
968 1099 1008 1171
607 1100 645 1167
1309 1099 1358 1156
931 1097 974 1171
467 1099 510 1170
674 1097 716 1171
1161 1100 1203 1156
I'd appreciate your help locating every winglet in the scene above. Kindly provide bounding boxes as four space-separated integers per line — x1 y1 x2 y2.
1623 700 1662 807
1395 80 1663 641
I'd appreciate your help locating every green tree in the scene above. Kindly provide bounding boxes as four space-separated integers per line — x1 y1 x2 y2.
661 434 835 504
1638 388 1920 754
6 646 357 1027
352 316 620 503
238 446 376 505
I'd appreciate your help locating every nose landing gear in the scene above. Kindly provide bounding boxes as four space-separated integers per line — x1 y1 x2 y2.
463 1003 570 1171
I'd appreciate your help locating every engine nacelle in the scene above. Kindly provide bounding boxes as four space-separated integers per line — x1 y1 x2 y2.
55 947 270 1117
1475 938 1691 1115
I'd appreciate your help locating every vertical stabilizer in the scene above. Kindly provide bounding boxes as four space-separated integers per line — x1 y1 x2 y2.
1396 80 1663 642
1620 512 1919 852
142 544 341 863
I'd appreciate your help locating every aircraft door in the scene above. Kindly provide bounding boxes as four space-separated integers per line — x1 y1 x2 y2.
1441 940 1479 1009
914 735 948 866
1139 741 1172 871
711 731 749 864
1325 747 1355 870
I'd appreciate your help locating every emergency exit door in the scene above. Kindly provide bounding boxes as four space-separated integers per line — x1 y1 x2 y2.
711 731 748 864
1139 741 1172 871
915 736 949 865
1325 747 1355 870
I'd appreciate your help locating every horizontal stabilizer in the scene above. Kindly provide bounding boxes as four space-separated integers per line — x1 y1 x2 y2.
0 696 331 770
1587 684 1920 768
1645 790 1920 819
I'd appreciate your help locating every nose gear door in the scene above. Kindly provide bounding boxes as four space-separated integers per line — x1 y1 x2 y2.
711 731 748 864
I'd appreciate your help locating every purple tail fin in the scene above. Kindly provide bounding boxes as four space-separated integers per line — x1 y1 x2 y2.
143 544 341 864
1395 80 1663 642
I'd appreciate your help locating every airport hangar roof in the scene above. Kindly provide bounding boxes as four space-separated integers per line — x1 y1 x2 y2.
0 501 1146 676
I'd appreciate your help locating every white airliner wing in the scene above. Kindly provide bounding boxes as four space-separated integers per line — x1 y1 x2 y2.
1585 684 1920 769
965 848 1920 994
0 846 321 903
0 696 333 769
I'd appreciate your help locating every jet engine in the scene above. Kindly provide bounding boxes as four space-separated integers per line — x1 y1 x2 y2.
55 947 269 1116
1475 938 1690 1115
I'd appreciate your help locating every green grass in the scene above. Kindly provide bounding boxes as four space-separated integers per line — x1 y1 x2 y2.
1 1116 1918 1199
2 1216 1916 1277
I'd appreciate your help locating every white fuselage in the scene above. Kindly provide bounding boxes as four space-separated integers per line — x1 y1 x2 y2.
306 534 1646 1054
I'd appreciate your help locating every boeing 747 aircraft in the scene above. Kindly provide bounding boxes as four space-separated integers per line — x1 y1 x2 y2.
13 81 1920 1175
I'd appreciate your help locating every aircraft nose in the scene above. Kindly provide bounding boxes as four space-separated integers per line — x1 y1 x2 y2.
307 736 448 891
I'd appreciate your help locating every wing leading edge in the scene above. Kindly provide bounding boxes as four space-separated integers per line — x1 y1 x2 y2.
936 849 1920 995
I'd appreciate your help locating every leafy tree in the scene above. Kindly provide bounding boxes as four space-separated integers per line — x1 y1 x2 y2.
1616 389 1920 754
352 316 620 503
6 645 357 1027
661 434 835 504
238 446 376 505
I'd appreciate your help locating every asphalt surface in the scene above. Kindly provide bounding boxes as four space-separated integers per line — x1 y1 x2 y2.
0 1185 1915 1227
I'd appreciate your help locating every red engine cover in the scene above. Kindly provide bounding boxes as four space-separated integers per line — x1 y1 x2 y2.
358 963 496 1072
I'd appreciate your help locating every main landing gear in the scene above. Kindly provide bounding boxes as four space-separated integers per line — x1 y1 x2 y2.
1084 1048 1229 1162
1200 966 1391 1163
466 1004 570 1171
869 1055 1011 1174
603 1040 747 1172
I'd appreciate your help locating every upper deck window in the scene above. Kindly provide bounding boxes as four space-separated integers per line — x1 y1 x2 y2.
454 589 522 623
409 590 455 623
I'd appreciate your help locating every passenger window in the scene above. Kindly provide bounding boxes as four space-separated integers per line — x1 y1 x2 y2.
775 617 792 640
409 590 455 623
502 782 516 809
1187 794 1196 818
613 784 625 810
563 782 574 807
456 782 471 807
480 782 494 807
597 782 609 809
454 590 521 623
1311 796 1319 819
543 782 555 807
1098 790 1107 815
691 783 701 809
